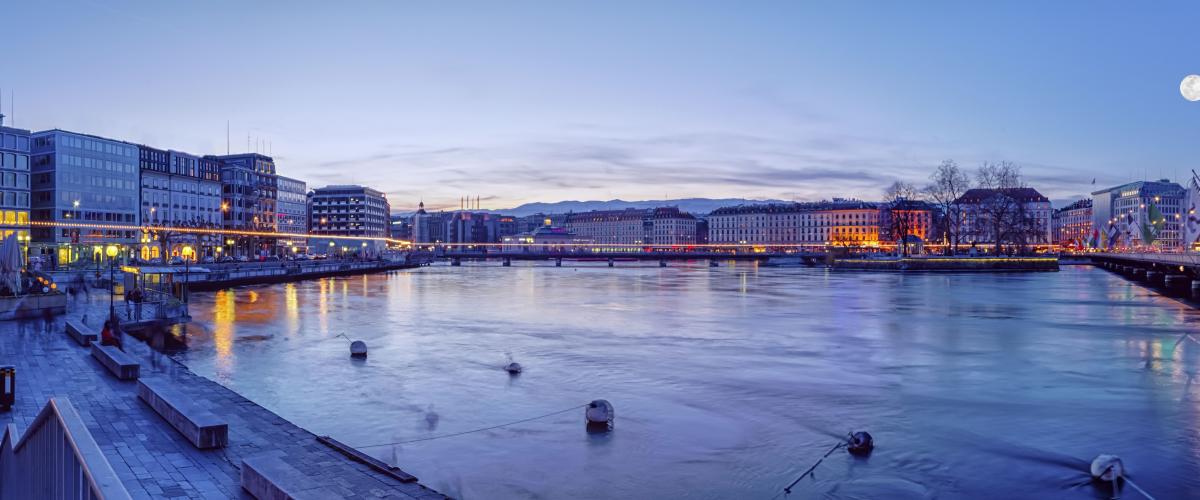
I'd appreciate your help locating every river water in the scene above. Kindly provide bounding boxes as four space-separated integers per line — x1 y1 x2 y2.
170 263 1200 499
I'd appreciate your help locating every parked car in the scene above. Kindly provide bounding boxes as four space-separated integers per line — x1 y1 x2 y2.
168 256 184 265
236 256 250 262
201 256 215 264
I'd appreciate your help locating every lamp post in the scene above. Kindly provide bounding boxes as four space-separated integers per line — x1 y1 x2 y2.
182 245 192 304
105 244 119 329
328 241 335 259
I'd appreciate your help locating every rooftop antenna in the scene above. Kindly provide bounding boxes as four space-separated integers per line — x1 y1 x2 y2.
226 121 230 155
0 87 5 127
247 133 250 153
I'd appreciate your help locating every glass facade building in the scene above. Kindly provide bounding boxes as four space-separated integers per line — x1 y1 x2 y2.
30 130 139 266
276 175 308 253
0 123 31 244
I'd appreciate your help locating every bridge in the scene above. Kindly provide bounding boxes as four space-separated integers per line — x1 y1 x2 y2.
1089 252 1200 298
435 250 829 267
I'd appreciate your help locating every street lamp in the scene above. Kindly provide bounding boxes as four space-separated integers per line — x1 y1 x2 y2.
182 245 193 304
105 244 119 331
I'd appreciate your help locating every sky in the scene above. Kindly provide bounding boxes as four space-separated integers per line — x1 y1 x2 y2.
2 1 1199 211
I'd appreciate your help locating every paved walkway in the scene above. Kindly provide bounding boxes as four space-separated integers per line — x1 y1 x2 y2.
0 295 446 500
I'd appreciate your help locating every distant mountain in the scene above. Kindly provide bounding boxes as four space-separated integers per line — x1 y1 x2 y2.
389 198 790 218
496 198 787 217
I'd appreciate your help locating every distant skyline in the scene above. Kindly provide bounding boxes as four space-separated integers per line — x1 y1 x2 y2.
3 1 1199 210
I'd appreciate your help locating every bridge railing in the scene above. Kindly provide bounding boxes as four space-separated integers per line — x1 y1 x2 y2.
1093 252 1200 267
0 397 131 500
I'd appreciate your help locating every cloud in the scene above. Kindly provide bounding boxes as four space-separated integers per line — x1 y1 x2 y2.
289 125 1091 209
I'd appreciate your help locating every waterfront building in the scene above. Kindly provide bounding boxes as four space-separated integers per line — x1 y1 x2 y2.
517 213 566 234
137 147 222 260
0 116 30 245
880 199 937 249
956 188 1052 250
390 215 413 241
1090 180 1184 251
309 185 391 254
411 202 447 245
30 129 140 265
445 211 501 246
1052 199 1094 249
501 225 592 252
564 207 698 248
707 199 880 246
276 175 308 254
209 153 277 258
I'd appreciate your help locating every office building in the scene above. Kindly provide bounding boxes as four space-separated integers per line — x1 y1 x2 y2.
564 207 698 247
137 146 222 260
276 175 308 253
309 185 391 254
0 115 30 245
1091 180 1184 251
210 153 277 258
30 130 139 265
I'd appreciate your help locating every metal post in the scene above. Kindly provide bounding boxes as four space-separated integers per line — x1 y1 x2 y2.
108 257 115 326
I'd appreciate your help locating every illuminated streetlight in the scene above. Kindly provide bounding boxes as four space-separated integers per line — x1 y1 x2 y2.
105 244 119 331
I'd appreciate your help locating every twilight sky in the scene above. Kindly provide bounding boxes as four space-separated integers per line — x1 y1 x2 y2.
3 1 1198 211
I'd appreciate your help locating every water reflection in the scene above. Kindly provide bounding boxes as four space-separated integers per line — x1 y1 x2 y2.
172 264 1200 499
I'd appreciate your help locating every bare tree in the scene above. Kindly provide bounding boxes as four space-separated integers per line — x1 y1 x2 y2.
925 159 970 254
883 181 922 256
973 161 1025 254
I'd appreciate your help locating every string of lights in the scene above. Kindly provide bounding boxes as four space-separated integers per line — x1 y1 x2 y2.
28 221 1062 251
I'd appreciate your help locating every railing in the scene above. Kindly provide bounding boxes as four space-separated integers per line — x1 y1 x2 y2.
0 398 131 500
1093 252 1200 266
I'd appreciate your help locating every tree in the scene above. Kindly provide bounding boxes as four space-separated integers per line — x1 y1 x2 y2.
883 181 922 256
973 161 1024 254
925 159 970 254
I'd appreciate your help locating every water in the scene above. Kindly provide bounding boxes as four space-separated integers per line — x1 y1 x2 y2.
170 263 1200 499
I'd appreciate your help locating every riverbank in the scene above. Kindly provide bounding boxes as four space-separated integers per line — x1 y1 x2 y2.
831 256 1060 271
0 295 447 499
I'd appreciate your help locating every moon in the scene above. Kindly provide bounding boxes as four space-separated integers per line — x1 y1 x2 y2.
1182 75 1200 101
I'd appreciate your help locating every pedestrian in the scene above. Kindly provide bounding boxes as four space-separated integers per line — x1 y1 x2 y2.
100 318 120 348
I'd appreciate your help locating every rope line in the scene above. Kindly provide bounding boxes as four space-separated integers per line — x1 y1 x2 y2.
353 404 588 449
776 440 848 497
1125 478 1156 500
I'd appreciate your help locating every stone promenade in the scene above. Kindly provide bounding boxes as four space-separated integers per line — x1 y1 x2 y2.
0 300 447 500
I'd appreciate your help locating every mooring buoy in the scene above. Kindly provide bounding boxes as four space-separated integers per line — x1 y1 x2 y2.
1091 454 1124 482
586 399 614 431
847 431 874 456
350 340 368 358
505 362 523 374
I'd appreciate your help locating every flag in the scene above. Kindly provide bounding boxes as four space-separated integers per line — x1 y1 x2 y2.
1185 173 1200 251
1141 200 1163 246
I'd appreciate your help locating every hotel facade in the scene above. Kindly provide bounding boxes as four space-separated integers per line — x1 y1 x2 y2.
706 200 883 246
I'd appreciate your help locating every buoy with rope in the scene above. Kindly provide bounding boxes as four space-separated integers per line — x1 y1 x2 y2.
780 431 874 495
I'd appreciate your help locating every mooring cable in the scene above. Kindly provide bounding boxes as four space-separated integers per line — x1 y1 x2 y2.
353 404 589 449
1123 477 1157 500
774 440 848 498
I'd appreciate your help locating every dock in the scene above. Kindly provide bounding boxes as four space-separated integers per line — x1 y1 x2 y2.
0 306 447 499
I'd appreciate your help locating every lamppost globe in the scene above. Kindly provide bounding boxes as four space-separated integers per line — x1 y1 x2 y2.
105 245 118 258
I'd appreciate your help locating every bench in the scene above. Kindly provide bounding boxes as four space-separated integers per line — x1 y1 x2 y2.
136 378 228 449
241 454 343 499
65 320 98 346
90 343 139 380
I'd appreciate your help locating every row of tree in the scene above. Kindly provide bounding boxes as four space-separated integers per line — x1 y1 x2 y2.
885 160 1047 255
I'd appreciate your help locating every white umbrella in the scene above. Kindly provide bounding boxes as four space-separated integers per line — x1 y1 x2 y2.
0 235 20 294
